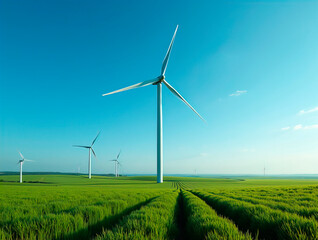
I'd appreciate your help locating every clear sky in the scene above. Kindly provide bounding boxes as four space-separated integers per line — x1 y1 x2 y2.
1 0 318 175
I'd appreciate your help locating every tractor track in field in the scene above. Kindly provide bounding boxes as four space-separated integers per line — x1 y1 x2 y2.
175 190 188 240
166 184 190 239
171 181 191 190
59 196 157 240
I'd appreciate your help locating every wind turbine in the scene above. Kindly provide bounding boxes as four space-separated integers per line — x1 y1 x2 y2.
17 152 34 183
102 25 204 183
110 150 121 177
73 131 100 179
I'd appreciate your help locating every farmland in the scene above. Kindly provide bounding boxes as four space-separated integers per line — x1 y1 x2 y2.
1 175 318 239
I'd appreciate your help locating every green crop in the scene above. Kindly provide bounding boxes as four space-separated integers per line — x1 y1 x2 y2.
95 191 179 240
1 174 318 239
192 190 318 240
182 190 252 240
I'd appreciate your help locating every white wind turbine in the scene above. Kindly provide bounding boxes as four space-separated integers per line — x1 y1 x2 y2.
102 25 204 183
73 131 100 179
17 152 34 183
110 150 121 177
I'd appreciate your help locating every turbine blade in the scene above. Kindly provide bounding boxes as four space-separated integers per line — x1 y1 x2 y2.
24 159 34 162
102 78 159 96
19 151 24 159
161 25 178 76
73 145 90 148
91 148 96 158
117 150 121 160
91 131 101 146
163 80 205 122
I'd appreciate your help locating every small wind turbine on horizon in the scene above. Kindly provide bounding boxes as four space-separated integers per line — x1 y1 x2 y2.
110 150 121 177
102 25 205 183
17 152 34 183
73 131 100 179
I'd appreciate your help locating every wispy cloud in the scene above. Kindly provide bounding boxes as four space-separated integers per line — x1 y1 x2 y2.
294 124 318 130
299 107 318 115
303 124 318 130
282 124 318 131
229 90 247 97
294 124 303 130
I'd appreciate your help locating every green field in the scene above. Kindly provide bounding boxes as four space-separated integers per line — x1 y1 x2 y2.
1 174 318 239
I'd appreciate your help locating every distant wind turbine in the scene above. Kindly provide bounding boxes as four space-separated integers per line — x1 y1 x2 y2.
102 25 204 183
17 152 34 183
110 150 121 177
73 131 100 179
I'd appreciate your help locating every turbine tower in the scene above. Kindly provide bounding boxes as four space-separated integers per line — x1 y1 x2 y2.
17 152 34 183
102 26 204 183
73 131 100 179
110 150 121 177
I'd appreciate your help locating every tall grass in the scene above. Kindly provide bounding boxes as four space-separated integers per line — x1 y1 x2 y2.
0 187 165 240
95 191 179 240
212 191 318 220
212 185 318 208
193 190 318 240
1 175 318 240
182 190 252 240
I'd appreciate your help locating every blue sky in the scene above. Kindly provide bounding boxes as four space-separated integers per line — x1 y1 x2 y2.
1 0 318 175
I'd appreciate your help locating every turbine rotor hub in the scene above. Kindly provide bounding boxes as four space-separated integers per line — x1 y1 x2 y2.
153 75 164 85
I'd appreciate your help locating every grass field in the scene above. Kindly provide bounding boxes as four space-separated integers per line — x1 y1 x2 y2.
1 174 318 239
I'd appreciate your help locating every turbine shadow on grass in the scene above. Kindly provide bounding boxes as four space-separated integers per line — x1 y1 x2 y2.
58 196 158 240
0 179 54 184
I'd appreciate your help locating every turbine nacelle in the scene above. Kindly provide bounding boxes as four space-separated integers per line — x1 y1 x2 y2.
153 76 165 85
18 160 24 164
17 152 34 164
